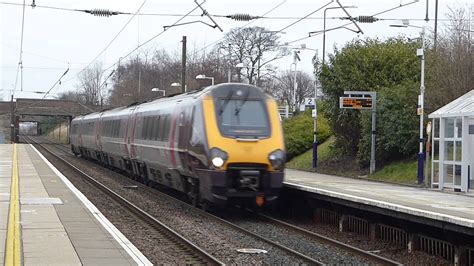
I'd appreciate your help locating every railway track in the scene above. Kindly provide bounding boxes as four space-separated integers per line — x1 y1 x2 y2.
23 136 224 265
27 136 401 265
250 211 401 265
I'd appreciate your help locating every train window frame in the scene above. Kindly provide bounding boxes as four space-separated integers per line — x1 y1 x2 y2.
116 120 120 137
215 98 271 139
112 120 116 137
158 115 165 141
153 116 161 141
147 117 154 140
142 117 149 140
163 115 170 141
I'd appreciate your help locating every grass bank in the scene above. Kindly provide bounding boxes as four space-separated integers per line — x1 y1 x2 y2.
286 137 419 185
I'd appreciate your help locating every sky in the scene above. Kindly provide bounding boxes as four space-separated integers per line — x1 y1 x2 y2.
0 0 472 101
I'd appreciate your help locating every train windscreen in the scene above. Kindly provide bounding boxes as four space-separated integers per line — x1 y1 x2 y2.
217 99 270 138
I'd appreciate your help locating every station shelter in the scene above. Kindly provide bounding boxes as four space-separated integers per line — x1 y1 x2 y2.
428 90 474 193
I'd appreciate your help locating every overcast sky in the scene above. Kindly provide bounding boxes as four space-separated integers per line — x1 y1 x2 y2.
0 0 471 101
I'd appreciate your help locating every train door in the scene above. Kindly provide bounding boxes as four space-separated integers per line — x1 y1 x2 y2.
126 106 139 158
78 118 84 147
96 113 104 151
177 104 193 175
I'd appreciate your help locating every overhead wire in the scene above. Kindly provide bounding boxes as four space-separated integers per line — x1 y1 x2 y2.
0 1 131 16
62 0 147 85
277 1 333 34
13 0 26 93
0 1 456 21
195 0 287 55
285 0 421 45
101 1 205 74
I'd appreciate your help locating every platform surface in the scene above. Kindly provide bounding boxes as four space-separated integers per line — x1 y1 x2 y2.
1 144 150 265
284 169 474 229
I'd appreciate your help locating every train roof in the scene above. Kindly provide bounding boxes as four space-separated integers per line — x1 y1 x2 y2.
72 83 267 120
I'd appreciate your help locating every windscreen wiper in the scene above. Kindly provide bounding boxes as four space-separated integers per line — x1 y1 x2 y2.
219 89 234 115
234 88 250 115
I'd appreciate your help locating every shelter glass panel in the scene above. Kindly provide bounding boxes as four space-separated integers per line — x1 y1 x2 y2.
445 118 454 138
433 140 439 161
432 162 439 184
454 164 461 186
444 164 454 184
433 118 440 138
455 141 462 162
456 118 462 139
444 141 454 161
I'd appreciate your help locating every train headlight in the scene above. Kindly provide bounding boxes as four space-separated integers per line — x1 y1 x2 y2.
211 157 224 168
268 149 285 170
210 147 228 168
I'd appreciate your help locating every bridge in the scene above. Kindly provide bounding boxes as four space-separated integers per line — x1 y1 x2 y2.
0 98 101 143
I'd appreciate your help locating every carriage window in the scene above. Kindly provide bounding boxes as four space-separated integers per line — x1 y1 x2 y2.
141 117 147 139
157 115 165 140
116 120 120 137
152 116 160 140
146 117 153 140
163 115 170 141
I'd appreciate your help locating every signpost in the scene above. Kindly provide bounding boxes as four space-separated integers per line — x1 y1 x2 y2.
339 91 377 174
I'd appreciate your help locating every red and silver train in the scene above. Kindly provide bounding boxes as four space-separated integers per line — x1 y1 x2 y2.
70 83 285 207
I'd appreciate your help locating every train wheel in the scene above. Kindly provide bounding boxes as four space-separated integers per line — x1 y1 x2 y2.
144 177 151 187
190 194 199 208
200 200 215 213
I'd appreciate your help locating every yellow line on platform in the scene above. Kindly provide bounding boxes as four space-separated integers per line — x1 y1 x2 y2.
5 144 21 266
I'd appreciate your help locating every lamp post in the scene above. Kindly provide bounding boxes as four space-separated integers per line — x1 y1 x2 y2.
171 82 186 93
390 22 426 184
292 51 300 113
195 74 214 85
151 87 166 97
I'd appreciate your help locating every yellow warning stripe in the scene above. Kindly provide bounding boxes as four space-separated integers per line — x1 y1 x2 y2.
5 143 21 265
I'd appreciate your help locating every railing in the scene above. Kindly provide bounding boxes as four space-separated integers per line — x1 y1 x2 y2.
278 105 292 120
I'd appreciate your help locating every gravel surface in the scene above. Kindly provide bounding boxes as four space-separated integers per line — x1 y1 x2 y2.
279 217 452 265
36 139 449 265
37 142 309 265
221 212 370 265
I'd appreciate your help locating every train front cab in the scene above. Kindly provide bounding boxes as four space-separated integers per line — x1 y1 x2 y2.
197 84 285 207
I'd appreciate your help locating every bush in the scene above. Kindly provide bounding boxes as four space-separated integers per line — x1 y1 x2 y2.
319 37 421 167
283 109 331 160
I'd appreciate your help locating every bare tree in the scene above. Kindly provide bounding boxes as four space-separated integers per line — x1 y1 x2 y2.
427 6 474 111
77 62 105 106
265 70 315 108
220 26 288 84
56 91 85 103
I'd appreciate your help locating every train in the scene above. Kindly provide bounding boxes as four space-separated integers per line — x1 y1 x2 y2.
70 83 286 208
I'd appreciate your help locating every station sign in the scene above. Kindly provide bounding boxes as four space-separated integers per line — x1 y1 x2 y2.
339 96 373 109
304 98 316 106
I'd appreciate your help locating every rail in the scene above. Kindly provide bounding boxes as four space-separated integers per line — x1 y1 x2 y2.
23 136 224 266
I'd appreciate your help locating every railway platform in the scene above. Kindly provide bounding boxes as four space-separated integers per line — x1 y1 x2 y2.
284 169 474 236
0 144 151 265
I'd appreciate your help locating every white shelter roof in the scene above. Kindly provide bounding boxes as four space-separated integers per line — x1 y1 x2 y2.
429 90 474 118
